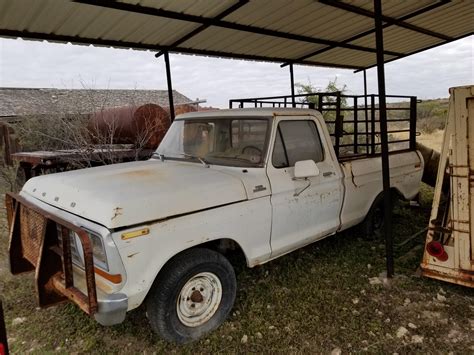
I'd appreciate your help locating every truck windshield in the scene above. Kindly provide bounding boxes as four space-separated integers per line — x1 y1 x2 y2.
156 118 269 167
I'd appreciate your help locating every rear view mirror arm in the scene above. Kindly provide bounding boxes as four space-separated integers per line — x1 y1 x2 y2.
292 177 311 197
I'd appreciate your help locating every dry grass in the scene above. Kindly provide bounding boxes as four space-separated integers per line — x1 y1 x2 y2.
0 180 472 353
416 130 445 152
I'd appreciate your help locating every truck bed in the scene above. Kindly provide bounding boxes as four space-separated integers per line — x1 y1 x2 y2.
339 150 423 230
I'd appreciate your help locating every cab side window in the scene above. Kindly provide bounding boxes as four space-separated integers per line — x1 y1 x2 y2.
272 120 324 168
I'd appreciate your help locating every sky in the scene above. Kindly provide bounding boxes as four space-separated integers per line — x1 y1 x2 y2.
0 35 472 108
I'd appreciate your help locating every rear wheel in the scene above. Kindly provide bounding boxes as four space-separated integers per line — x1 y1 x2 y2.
146 248 236 344
359 192 397 239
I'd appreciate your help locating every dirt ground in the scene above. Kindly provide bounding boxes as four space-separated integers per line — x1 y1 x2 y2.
0 182 473 353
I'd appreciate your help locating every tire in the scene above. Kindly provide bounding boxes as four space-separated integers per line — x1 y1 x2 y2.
359 192 397 240
146 248 237 344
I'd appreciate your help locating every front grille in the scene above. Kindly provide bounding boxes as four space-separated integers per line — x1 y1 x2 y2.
20 205 47 265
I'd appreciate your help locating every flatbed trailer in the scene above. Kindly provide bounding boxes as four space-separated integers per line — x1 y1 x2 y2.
11 147 154 180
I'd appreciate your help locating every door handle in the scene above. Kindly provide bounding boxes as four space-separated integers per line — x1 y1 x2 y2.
323 171 335 177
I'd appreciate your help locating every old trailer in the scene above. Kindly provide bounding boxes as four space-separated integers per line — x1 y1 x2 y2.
421 85 474 287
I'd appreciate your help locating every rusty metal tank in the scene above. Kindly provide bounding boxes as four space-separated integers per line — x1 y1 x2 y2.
174 103 198 116
89 104 171 149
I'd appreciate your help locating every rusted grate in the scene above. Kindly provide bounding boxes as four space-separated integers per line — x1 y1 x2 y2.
8 192 98 315
20 205 47 265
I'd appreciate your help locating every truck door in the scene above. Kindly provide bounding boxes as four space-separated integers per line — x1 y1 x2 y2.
267 117 343 257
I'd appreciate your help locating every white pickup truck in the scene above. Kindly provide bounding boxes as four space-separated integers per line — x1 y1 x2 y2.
7 108 423 343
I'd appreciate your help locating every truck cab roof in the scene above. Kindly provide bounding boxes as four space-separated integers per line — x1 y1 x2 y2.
176 108 322 120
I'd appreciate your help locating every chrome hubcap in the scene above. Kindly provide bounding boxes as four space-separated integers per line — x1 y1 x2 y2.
176 272 222 327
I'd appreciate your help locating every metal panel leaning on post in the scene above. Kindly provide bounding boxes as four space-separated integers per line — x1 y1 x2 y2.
421 85 474 288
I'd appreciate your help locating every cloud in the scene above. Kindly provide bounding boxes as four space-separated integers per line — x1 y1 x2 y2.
0 36 472 107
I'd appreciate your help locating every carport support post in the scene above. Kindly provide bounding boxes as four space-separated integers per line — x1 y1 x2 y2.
164 51 175 121
374 0 394 278
289 63 296 107
363 70 369 154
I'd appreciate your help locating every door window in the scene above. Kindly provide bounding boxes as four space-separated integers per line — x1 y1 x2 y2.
272 120 324 168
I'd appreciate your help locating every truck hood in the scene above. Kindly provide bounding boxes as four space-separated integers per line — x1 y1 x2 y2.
21 160 247 229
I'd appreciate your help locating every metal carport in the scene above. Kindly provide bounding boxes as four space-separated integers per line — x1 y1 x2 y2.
1 0 473 277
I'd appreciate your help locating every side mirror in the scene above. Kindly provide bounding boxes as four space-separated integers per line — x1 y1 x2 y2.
294 160 319 179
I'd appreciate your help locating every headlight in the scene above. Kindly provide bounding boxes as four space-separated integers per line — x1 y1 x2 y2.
57 224 108 271
56 224 82 266
89 233 108 271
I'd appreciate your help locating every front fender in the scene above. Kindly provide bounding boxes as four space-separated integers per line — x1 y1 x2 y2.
112 197 272 311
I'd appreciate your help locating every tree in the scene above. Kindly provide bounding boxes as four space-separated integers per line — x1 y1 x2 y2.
296 77 348 122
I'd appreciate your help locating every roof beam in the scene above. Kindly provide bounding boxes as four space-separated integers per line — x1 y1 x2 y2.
281 0 450 67
164 46 363 70
0 29 364 70
155 0 249 58
72 0 403 57
318 0 453 41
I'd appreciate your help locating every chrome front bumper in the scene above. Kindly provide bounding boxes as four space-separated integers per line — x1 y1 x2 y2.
94 292 128 326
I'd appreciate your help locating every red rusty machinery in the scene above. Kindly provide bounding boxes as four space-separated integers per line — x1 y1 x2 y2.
0 301 8 355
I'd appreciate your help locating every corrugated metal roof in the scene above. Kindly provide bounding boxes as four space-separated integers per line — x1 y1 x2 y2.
0 0 472 70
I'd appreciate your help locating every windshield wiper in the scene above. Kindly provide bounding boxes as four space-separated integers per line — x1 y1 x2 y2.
152 151 209 167
151 152 165 161
179 153 210 167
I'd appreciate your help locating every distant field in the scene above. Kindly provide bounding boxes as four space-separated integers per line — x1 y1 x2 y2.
388 97 448 135
0 182 472 353
416 130 445 151
385 98 447 153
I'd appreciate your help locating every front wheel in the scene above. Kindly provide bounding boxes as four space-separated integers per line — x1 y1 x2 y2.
146 248 236 344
